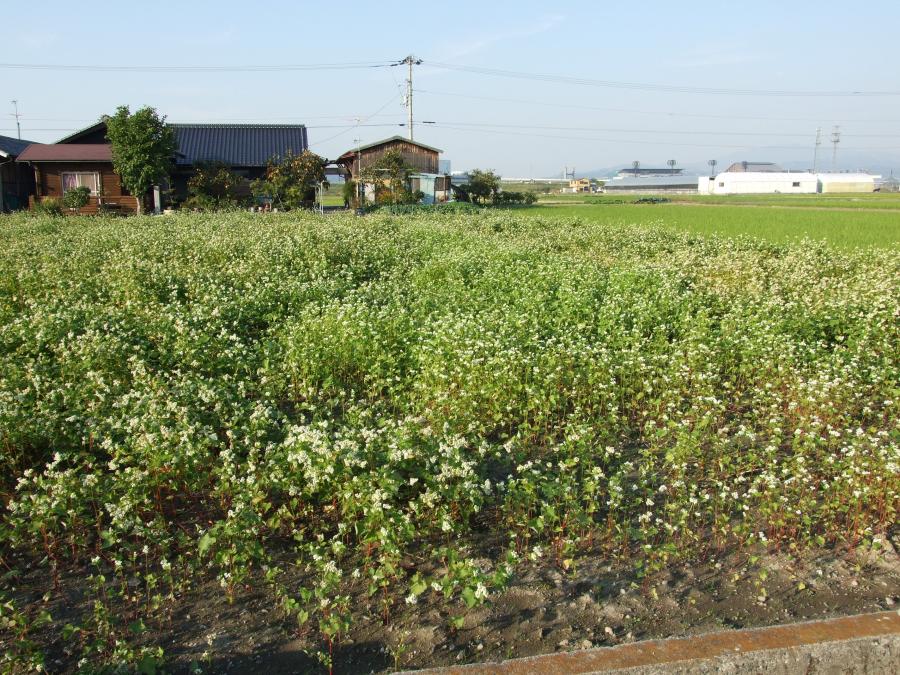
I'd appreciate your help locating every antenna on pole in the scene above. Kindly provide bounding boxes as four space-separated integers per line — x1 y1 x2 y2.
667 159 677 172
813 127 822 173
398 55 422 141
830 125 841 172
10 100 21 140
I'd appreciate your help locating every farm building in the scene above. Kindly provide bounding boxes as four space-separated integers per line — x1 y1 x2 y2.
0 134 37 211
18 120 310 211
336 136 452 204
817 173 878 193
699 160 879 195
699 172 817 195
337 136 441 177
604 174 699 193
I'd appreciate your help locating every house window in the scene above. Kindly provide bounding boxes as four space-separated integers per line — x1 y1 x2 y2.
792 181 801 187
718 182 725 187
62 172 100 195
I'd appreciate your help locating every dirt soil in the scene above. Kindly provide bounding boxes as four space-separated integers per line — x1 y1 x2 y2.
7 527 899 674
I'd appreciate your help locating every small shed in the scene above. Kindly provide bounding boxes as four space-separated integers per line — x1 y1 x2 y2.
0 134 37 211
337 136 442 179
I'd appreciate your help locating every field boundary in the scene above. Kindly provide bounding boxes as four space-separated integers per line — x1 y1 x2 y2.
408 610 900 674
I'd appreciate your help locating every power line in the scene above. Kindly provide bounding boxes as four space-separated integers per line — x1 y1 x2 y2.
308 92 405 148
415 88 900 124
419 120 900 139
429 122 900 151
423 61 900 97
0 61 395 73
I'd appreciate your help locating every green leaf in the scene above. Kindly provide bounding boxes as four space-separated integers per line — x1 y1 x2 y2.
198 532 215 556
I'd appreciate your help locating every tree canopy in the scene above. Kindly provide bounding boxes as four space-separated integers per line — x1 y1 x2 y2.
466 169 501 204
251 150 327 210
104 106 176 214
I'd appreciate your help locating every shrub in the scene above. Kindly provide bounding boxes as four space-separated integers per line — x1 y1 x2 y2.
32 197 63 216
492 190 538 206
185 162 246 210
62 186 91 211
251 150 327 210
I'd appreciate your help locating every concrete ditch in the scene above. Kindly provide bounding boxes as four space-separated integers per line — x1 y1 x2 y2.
406 610 900 674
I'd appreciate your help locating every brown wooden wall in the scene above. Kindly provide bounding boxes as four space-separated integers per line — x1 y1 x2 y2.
33 162 128 198
349 140 439 176
30 162 139 214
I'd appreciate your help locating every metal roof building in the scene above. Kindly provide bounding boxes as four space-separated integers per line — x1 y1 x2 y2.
170 124 309 167
56 120 309 168
603 175 699 193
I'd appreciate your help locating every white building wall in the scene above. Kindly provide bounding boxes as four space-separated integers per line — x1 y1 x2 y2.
710 172 817 195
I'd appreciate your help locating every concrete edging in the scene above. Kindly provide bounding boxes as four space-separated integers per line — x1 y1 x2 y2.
407 610 900 674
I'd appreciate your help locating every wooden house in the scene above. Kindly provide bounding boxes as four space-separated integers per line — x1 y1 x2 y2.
17 143 139 214
18 120 310 213
0 134 37 211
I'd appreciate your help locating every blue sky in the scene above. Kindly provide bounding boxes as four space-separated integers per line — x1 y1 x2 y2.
3 0 899 176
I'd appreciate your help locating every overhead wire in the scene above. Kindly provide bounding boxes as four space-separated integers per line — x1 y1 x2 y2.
415 88 900 125
0 61 395 73
423 61 900 97
428 123 900 152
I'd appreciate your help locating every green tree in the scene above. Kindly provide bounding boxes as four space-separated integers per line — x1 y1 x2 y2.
251 150 327 210
104 106 176 215
359 149 417 205
185 162 244 210
466 169 500 205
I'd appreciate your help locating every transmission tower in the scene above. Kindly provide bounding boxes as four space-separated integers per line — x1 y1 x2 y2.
812 127 822 173
830 125 841 172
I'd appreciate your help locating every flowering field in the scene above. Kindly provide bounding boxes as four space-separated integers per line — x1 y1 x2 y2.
1 211 898 672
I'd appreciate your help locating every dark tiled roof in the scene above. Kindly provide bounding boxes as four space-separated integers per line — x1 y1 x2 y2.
16 144 113 162
170 124 308 167
0 134 37 157
56 121 107 144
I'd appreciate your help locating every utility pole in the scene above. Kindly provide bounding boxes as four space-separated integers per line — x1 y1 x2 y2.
708 159 717 177
400 55 422 141
812 127 822 173
10 100 21 140
354 134 362 208
830 125 841 172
